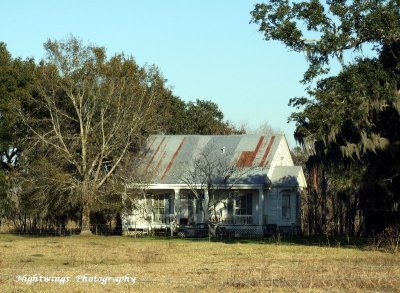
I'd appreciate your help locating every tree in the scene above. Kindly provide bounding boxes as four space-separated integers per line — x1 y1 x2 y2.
151 95 239 135
179 143 262 236
183 99 238 135
157 93 187 135
251 0 400 154
22 36 168 234
0 43 34 163
0 42 35 225
0 171 9 225
251 1 400 235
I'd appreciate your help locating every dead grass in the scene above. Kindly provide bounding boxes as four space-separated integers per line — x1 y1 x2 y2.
0 234 399 292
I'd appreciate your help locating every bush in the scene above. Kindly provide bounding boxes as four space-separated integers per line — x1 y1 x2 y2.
369 223 400 254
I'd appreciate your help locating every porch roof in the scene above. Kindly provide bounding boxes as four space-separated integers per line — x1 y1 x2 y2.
269 166 307 188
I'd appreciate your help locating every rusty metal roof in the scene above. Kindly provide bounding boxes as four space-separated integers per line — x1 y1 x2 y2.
138 134 286 185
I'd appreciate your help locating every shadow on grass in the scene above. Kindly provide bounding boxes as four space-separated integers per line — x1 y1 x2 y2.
139 234 371 249
0 231 371 250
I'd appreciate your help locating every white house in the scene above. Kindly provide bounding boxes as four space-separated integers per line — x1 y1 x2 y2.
122 134 306 236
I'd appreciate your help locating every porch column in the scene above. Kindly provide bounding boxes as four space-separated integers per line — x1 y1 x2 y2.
203 189 209 222
174 189 180 224
258 188 264 225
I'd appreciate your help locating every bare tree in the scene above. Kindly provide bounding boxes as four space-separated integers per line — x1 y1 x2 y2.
236 121 278 135
179 144 263 235
21 36 163 234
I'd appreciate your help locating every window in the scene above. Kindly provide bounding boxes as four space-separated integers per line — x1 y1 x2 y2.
153 195 166 215
235 193 252 215
153 193 174 215
282 193 291 219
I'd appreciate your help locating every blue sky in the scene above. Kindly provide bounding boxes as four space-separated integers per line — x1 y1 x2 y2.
1 1 310 146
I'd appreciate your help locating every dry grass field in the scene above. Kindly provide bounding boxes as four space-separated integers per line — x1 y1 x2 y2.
0 234 399 292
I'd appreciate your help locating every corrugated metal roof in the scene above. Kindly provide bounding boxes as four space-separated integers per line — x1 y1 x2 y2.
139 134 283 185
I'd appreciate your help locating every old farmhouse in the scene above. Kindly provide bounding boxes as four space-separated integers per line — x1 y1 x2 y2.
122 134 306 236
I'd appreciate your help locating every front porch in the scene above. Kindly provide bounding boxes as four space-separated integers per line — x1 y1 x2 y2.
151 188 263 227
123 187 267 231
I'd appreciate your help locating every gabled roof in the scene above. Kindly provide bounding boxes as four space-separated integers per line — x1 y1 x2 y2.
139 134 286 185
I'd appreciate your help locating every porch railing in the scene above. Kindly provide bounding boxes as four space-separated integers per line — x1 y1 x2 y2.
153 214 174 224
211 215 253 225
153 214 253 225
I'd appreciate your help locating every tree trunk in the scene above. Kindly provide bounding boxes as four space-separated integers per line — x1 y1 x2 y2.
80 180 92 235
321 166 327 229
80 201 92 235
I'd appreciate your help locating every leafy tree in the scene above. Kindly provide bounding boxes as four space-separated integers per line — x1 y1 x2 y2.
157 93 187 134
0 42 35 224
0 171 9 224
151 94 238 135
0 42 34 165
251 0 400 154
0 43 35 171
157 97 239 135
251 0 400 234
184 99 237 135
